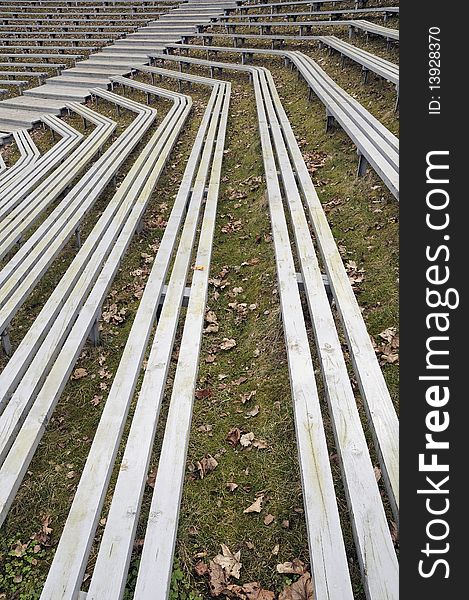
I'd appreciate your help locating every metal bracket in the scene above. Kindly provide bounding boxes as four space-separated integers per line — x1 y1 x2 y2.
296 272 333 303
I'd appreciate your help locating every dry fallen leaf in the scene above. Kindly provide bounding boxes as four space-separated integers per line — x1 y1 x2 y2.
194 560 209 577
226 427 242 448
226 582 275 600
220 338 237 351
246 405 260 418
195 454 218 479
241 390 256 404
205 310 218 324
208 560 229 596
195 388 213 399
213 544 242 579
226 482 239 492
279 572 314 600
240 432 254 448
276 559 307 575
71 368 87 380
264 514 275 526
244 495 264 514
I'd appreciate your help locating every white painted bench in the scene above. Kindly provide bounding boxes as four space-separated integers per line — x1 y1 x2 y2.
136 54 399 599
0 82 192 595
0 113 82 220
219 7 399 22
162 43 399 198
37 71 231 600
0 127 39 190
0 103 115 266
0 90 157 348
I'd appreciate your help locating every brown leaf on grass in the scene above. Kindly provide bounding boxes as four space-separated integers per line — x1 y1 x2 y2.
213 544 242 579
194 560 209 577
196 454 218 479
220 338 237 351
71 368 87 380
209 560 229 596
226 428 242 448
373 327 399 366
205 310 218 324
240 432 254 448
232 376 248 386
226 582 275 600
205 323 220 334
240 390 256 404
90 395 103 407
146 468 156 489
195 388 213 400
244 495 264 514
278 573 314 600
10 541 28 557
263 514 275 526
226 482 239 492
41 514 52 536
345 260 365 289
252 439 268 450
276 559 307 575
245 405 260 418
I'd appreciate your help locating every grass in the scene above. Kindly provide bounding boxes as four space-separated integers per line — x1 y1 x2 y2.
1 35 398 600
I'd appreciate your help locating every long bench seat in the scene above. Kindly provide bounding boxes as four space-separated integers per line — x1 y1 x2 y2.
164 43 399 198
133 56 399 600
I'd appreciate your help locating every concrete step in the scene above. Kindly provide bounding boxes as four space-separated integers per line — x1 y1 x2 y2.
0 106 44 128
107 45 175 54
66 65 128 78
47 75 110 88
83 58 147 68
0 96 66 115
94 51 158 60
24 85 90 102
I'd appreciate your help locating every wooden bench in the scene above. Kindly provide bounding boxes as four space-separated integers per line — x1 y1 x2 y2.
317 34 398 83
0 69 47 83
0 45 99 53
163 43 399 198
200 18 400 43
182 30 328 48
138 54 399 599
234 0 371 12
0 114 82 221
0 90 156 346
0 78 27 89
0 128 39 191
167 39 399 91
0 103 115 266
34 72 232 600
0 61 65 74
0 85 192 595
0 52 82 61
0 37 109 45
218 6 400 22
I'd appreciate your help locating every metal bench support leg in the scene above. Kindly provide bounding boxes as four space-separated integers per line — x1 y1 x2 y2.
1 330 12 357
89 319 100 347
325 109 335 132
357 152 369 177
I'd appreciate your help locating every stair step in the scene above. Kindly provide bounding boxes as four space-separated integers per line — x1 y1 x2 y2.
0 106 44 128
47 75 110 88
0 96 66 114
24 85 90 102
